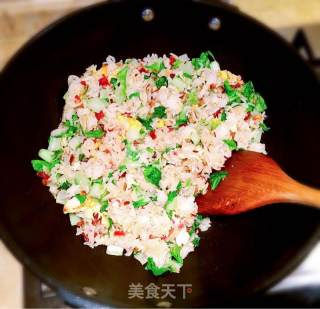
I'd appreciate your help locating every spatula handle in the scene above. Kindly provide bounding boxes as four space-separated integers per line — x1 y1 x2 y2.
282 180 320 209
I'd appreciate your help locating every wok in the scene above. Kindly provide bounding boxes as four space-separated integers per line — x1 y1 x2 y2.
0 0 320 307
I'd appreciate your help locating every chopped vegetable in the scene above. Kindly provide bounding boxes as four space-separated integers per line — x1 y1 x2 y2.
172 58 182 69
192 236 200 247
100 200 109 212
128 92 140 99
189 214 203 235
175 110 188 127
117 66 128 102
75 194 87 204
183 72 192 79
138 117 153 131
187 90 198 105
145 257 172 276
132 199 149 208
143 165 161 187
260 122 270 132
31 159 51 172
224 80 240 104
209 171 228 190
223 139 238 151
152 106 167 119
209 118 221 130
251 93 267 112
155 76 168 89
220 111 227 121
146 60 165 73
124 139 139 161
166 181 182 205
59 181 71 190
84 129 104 138
170 245 183 264
110 77 118 89
242 81 255 99
191 51 214 70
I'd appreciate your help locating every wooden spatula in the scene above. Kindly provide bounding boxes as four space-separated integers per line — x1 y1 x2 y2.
196 151 320 215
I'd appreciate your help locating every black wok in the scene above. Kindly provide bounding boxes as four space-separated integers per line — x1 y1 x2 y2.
0 0 320 307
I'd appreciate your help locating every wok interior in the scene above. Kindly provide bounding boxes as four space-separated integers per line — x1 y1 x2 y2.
0 0 320 307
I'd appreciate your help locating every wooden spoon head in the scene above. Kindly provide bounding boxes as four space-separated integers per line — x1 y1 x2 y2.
196 151 289 215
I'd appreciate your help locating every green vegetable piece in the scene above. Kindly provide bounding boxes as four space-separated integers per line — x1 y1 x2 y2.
92 177 103 184
84 129 104 138
172 58 182 69
38 149 54 162
189 214 203 236
146 147 154 153
152 106 167 119
132 199 149 208
185 178 191 188
145 257 170 276
72 114 79 122
100 200 109 213
146 60 166 73
143 165 161 187
259 122 270 132
79 153 85 161
187 90 198 105
119 165 127 172
166 181 182 205
209 171 228 190
164 182 182 218
117 66 129 102
209 118 221 130
246 104 255 112
252 93 267 112
220 111 227 121
59 181 71 190
137 117 153 131
191 51 214 70
175 110 188 128
75 194 87 204
192 236 200 247
110 77 118 89
144 74 150 80
183 72 193 79
124 140 139 161
223 139 238 151
170 245 183 264
150 195 158 202
224 80 240 104
155 76 168 89
108 217 113 233
63 116 81 138
242 81 255 99
31 159 50 172
128 91 140 99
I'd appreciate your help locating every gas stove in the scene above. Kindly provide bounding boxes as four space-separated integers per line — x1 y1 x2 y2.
23 17 320 309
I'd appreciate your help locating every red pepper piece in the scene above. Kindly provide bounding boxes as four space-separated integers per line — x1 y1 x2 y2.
95 111 105 121
37 172 49 179
213 108 223 118
99 76 109 88
169 55 176 66
139 67 148 73
74 95 81 103
114 230 125 236
149 130 157 139
244 112 251 121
